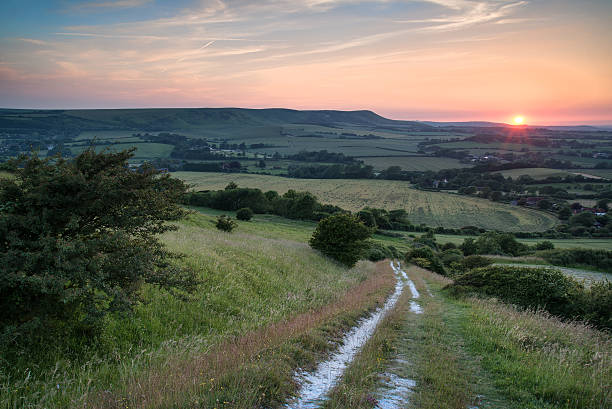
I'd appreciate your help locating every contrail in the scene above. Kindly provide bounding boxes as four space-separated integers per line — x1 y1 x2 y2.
176 41 215 62
198 40 215 50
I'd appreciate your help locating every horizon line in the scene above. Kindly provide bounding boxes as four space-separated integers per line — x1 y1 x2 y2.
0 105 610 128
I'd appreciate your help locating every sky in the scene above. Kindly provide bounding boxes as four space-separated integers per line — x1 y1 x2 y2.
0 0 611 124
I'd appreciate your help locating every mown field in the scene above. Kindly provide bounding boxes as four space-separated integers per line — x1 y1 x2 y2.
174 172 560 232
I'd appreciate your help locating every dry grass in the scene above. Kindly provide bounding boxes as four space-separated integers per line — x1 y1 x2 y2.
89 261 396 409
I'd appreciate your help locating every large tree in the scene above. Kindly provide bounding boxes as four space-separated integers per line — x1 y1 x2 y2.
309 213 372 267
0 149 198 346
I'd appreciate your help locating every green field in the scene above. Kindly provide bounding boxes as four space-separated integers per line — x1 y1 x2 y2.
572 168 612 180
494 168 574 179
174 172 560 232
409 231 612 250
70 142 174 160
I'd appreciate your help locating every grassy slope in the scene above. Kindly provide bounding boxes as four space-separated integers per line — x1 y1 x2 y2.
174 172 559 232
326 265 612 409
1 211 385 409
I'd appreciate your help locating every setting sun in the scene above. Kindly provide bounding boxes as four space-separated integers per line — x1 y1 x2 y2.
513 115 525 125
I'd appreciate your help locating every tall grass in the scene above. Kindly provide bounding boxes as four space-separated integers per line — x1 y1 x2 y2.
463 298 612 408
1 212 378 409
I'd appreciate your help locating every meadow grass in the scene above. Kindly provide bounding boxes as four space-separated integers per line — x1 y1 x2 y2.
462 298 612 408
173 172 559 232
90 260 395 409
0 211 383 409
324 265 612 409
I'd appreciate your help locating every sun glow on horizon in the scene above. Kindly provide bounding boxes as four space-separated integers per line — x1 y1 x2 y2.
513 115 525 125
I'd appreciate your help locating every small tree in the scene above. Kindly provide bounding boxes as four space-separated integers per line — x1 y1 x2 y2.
558 206 572 220
216 215 237 232
0 149 198 347
309 213 372 267
236 207 253 221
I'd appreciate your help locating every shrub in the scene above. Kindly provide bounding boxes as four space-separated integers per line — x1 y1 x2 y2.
459 255 493 271
441 242 457 251
406 246 446 275
216 215 237 232
365 242 397 261
0 149 198 349
236 207 254 221
440 249 463 266
535 240 555 250
448 266 585 318
585 280 612 329
309 213 372 267
538 248 612 273
414 230 438 250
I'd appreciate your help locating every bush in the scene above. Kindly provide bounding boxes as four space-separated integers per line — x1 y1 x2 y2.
585 281 612 329
448 266 585 318
538 248 612 273
458 255 493 271
414 230 438 250
461 232 528 256
309 213 372 267
0 149 198 349
236 207 254 221
406 246 446 275
440 249 463 266
365 242 398 261
441 242 457 251
534 240 555 250
216 215 237 232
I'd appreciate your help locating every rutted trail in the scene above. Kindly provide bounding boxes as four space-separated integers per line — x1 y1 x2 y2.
374 263 424 409
286 261 423 408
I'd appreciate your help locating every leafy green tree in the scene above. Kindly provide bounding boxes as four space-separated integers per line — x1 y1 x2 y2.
357 209 377 228
537 199 552 210
236 207 253 221
535 241 555 250
558 206 572 220
216 215 237 232
570 211 596 228
225 181 238 190
597 199 609 212
0 149 198 347
460 237 478 256
309 213 372 267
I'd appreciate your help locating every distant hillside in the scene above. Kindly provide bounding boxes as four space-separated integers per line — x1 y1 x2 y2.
0 108 434 134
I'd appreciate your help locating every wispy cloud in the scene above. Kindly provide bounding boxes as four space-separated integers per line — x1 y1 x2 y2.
396 0 529 31
16 38 50 46
71 0 152 11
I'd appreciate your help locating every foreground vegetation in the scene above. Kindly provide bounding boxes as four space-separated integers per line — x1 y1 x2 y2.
326 266 611 409
0 209 391 408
